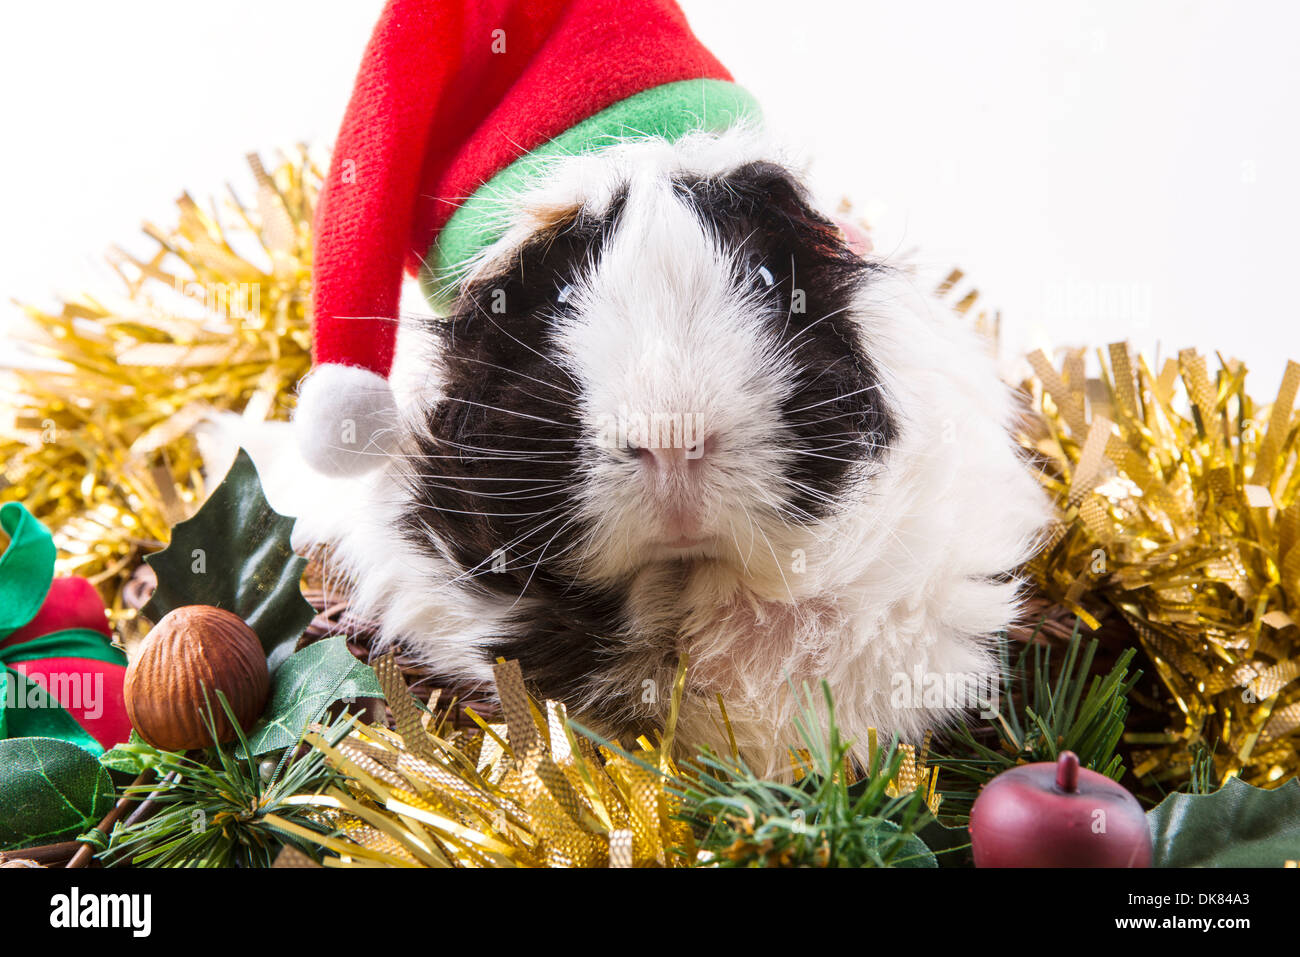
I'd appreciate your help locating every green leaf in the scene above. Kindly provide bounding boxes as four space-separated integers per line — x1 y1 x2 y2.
142 448 315 669
236 636 383 758
1147 777 1300 867
859 817 937 868
916 815 974 868
0 736 115 850
98 731 160 775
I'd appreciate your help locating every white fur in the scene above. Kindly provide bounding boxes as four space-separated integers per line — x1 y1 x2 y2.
235 124 1049 777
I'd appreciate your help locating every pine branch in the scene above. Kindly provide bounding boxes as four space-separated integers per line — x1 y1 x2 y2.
102 691 352 868
930 620 1141 823
667 681 936 868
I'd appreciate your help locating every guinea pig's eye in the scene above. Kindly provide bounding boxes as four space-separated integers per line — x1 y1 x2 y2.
748 261 774 287
556 283 574 305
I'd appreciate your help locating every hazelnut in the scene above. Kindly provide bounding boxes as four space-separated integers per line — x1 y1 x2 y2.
125 605 270 751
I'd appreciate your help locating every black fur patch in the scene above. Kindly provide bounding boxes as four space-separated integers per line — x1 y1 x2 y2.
401 196 632 715
673 161 895 521
401 195 626 586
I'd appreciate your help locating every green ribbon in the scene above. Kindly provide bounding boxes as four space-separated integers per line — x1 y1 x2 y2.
0 502 124 755
2 629 129 668
0 501 57 639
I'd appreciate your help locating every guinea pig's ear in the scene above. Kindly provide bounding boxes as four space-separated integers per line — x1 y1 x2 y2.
831 216 873 259
519 196 588 235
457 192 589 291
752 165 864 264
684 161 863 268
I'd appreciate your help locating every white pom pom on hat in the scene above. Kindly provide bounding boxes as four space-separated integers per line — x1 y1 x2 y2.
294 365 399 476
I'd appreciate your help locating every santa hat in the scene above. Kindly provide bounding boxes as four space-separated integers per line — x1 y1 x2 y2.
296 0 759 474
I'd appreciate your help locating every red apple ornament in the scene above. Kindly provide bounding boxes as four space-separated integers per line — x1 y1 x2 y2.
969 751 1151 867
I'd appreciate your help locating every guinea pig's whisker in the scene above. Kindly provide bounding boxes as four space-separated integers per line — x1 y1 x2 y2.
526 515 590 572
794 437 867 453
784 382 885 416
777 253 800 341
436 437 567 457
744 504 799 604
407 455 573 468
780 477 851 512
505 514 588 608
400 450 573 464
402 471 567 484
793 433 943 459
449 355 578 398
483 516 577 577
470 302 582 389
482 384 575 411
725 512 755 570
413 503 559 519
746 498 811 534
440 507 579 588
488 500 580 553
736 497 782 565
788 449 875 466
784 355 858 397
770 303 857 362
799 429 875 439
460 432 579 445
403 472 565 492
438 395 580 428
435 442 548 457
788 434 889 457
740 474 821 527
409 482 567 502
786 408 869 429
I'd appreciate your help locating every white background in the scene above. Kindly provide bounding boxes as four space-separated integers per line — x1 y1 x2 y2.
2 1 1297 391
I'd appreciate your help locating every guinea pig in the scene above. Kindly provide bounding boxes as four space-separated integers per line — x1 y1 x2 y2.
277 122 1050 777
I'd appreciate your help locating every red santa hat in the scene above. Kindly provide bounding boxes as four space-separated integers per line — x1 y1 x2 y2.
297 0 758 474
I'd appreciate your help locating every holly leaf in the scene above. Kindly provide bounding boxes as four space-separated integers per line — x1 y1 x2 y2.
1147 776 1300 867
236 637 383 758
142 448 315 670
860 817 937 868
0 737 115 850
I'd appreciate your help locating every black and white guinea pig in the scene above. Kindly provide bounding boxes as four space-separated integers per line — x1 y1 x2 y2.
255 124 1048 775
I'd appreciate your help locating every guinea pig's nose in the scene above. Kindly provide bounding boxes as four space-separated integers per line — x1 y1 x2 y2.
636 436 710 472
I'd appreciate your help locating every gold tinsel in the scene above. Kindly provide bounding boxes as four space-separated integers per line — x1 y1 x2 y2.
269 655 699 867
1022 345 1300 787
0 149 320 627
